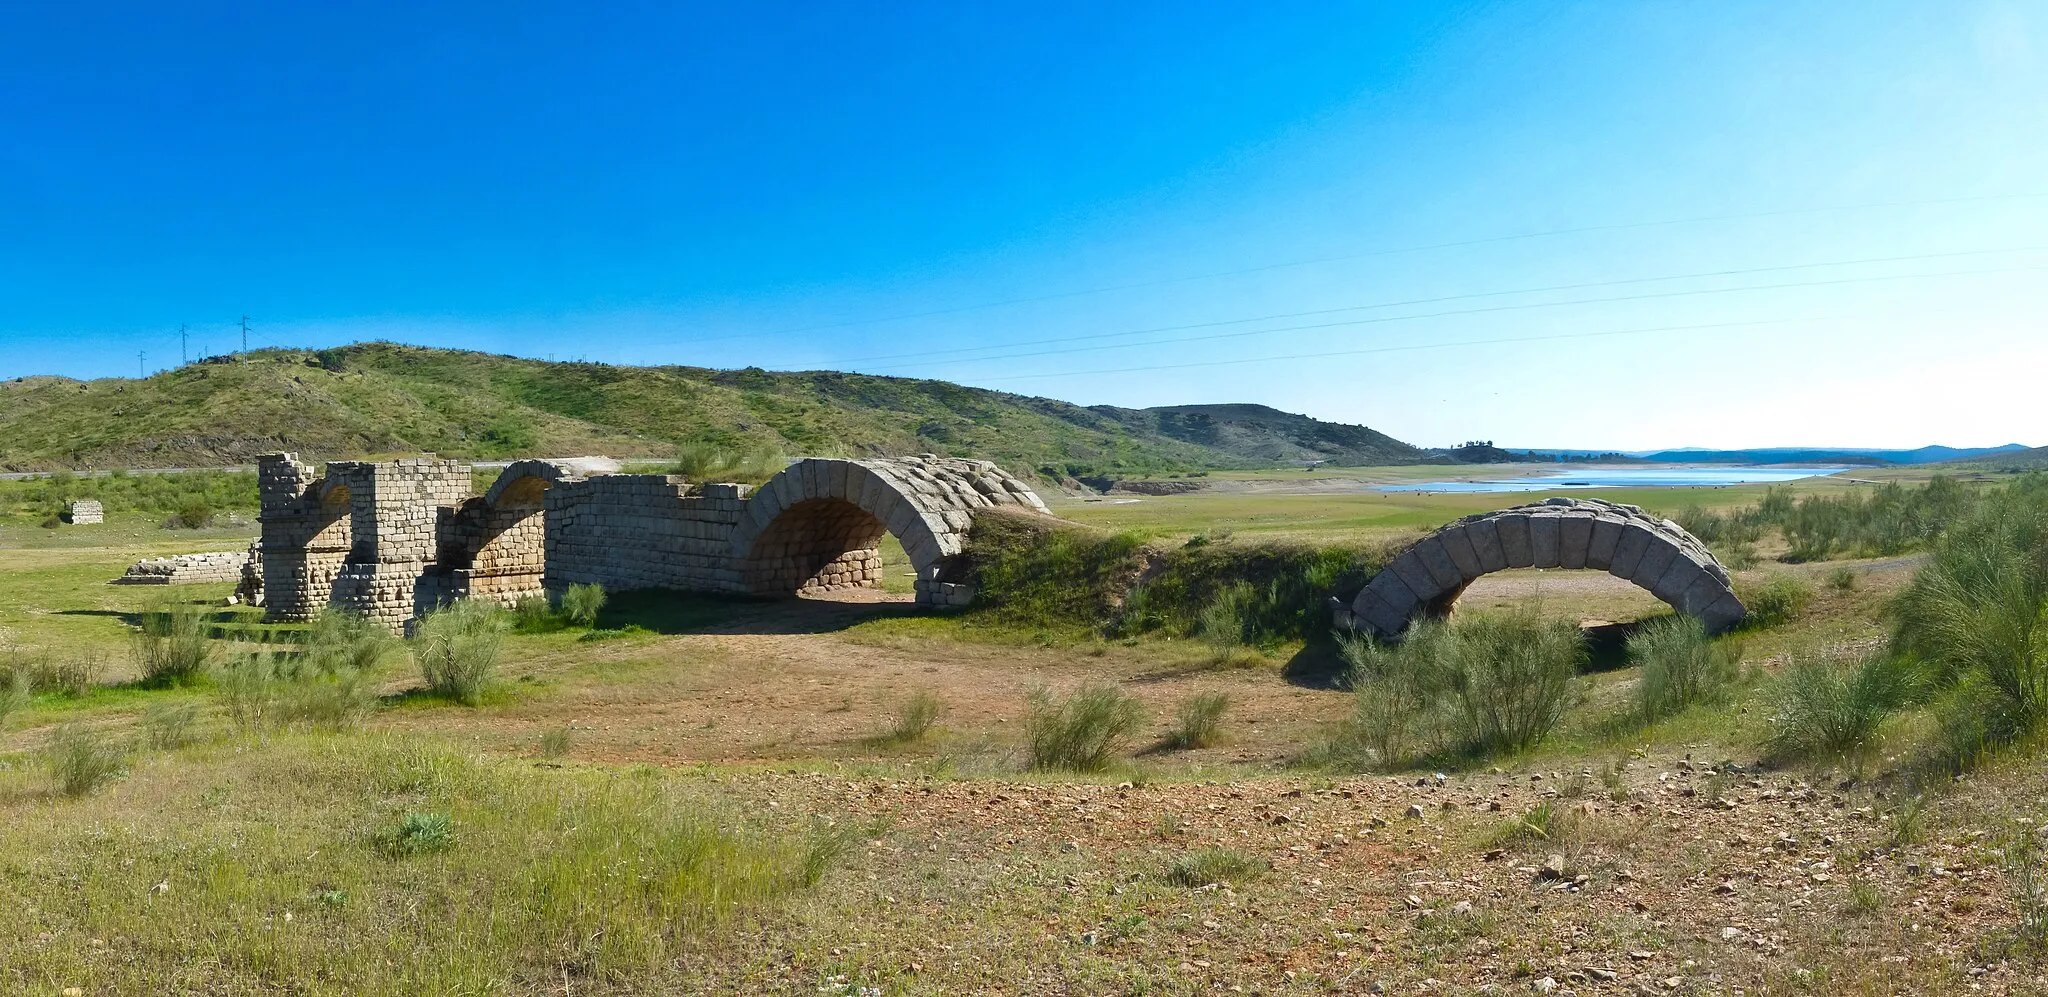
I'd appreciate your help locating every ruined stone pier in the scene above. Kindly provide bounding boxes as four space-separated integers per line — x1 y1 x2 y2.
254 452 1049 631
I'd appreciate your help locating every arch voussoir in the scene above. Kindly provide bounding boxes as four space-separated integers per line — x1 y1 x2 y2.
727 455 1044 609
1349 496 1745 640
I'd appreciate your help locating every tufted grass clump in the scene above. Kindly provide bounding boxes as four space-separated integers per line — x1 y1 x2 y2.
869 690 945 746
1162 691 1230 750
379 811 456 857
134 598 216 687
1326 608 1584 769
1740 575 1814 630
412 600 507 706
1766 649 1923 762
559 583 608 627
511 596 568 634
305 609 399 675
1024 683 1145 771
0 670 27 729
1162 847 1266 888
1630 615 1742 723
45 723 129 798
141 701 203 749
1 649 103 698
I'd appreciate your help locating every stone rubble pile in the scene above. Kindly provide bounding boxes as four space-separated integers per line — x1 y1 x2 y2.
112 549 250 585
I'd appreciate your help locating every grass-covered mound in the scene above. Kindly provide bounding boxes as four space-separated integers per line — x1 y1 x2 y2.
961 508 1391 649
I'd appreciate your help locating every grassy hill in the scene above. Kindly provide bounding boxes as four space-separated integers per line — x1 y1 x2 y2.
1091 403 1426 466
0 342 1438 475
1933 445 2048 474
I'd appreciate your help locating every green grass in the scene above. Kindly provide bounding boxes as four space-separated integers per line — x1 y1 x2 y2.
1161 847 1266 887
0 734 847 993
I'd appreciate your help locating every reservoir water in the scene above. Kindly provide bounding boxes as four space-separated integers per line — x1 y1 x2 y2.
1377 465 1853 493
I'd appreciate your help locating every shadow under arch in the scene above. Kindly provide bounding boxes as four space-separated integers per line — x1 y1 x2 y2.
727 456 1049 607
442 459 590 607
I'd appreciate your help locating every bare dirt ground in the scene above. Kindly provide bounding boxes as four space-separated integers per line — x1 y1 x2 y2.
379 598 1349 770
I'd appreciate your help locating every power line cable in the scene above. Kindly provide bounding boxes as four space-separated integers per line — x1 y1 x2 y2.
664 189 2048 345
852 260 2048 374
777 244 2047 370
970 314 1847 383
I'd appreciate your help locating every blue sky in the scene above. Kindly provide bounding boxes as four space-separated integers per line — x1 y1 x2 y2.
3 2 2044 449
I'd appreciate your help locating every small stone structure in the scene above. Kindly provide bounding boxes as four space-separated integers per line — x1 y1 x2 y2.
1339 496 1745 639
66 500 103 524
112 549 251 585
255 452 1049 632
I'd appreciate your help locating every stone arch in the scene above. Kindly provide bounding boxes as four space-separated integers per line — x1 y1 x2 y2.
728 456 1049 607
455 460 592 606
1345 497 1745 639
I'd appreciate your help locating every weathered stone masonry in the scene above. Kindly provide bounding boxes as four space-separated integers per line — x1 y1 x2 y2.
256 452 1050 631
1337 496 1746 639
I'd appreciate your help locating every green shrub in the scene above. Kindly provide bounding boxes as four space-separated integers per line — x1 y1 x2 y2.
1630 616 1741 722
412 600 507 706
1337 620 1460 766
1826 567 1859 592
379 811 455 857
141 701 202 749
1766 649 1923 761
1197 582 1255 652
1115 538 1381 646
134 599 216 687
45 723 128 798
1892 487 2048 719
670 441 785 486
1484 799 1576 850
1740 575 1814 629
962 510 1384 645
872 690 945 746
1454 610 1585 754
1162 847 1266 887
967 512 1148 626
510 596 567 634
799 820 869 888
0 670 29 728
1 649 102 698
539 726 574 758
218 638 381 733
172 500 214 529
1024 683 1145 771
303 610 398 676
215 647 283 731
1163 691 1230 750
560 583 608 627
1329 609 1582 767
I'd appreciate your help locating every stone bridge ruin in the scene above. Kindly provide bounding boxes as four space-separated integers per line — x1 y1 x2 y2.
254 452 1049 631
1337 497 1745 639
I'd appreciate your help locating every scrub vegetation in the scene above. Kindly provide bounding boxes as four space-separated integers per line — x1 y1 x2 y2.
6 469 2048 992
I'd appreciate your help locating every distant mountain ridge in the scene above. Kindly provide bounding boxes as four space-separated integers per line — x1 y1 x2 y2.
0 342 1440 475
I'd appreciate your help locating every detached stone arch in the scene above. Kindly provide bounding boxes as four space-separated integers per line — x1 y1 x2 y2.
1345 497 1745 639
729 456 1049 607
